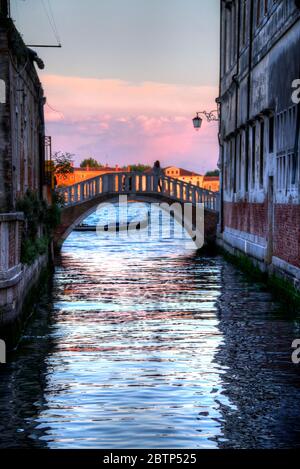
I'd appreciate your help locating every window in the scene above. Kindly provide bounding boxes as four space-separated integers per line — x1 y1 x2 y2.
252 125 256 187
224 142 228 192
238 133 242 191
275 106 298 192
231 2 236 66
256 0 261 25
245 128 249 192
260 120 265 186
269 115 274 153
223 9 227 74
229 139 233 193
291 153 297 186
233 136 237 194
242 0 247 46
0 79 5 103
276 156 284 190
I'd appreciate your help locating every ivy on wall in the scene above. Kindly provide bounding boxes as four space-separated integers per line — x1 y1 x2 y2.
16 190 61 265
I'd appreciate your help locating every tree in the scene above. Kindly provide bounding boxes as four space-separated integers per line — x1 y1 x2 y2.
80 158 102 169
53 152 74 180
205 169 219 177
124 164 151 172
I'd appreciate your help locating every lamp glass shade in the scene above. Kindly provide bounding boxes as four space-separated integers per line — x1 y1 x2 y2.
193 115 202 129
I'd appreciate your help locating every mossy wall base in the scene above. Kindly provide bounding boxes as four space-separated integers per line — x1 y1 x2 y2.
0 254 52 350
217 235 300 310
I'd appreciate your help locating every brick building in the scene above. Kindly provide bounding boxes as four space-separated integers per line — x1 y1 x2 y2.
218 0 300 289
0 2 46 211
0 1 48 346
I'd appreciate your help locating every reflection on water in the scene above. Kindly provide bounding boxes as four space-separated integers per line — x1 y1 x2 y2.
0 203 299 448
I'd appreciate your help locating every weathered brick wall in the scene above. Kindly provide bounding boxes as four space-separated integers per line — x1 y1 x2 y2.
223 201 300 270
274 204 300 268
0 19 45 212
223 201 267 238
0 27 10 211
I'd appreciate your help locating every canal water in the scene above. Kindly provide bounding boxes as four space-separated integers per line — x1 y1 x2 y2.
0 203 300 448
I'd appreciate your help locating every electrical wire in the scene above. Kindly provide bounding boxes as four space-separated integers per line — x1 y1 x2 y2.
46 102 65 119
41 0 61 45
46 0 61 43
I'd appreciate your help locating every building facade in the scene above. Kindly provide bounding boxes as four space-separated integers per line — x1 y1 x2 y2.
0 8 46 211
218 0 300 289
55 165 124 187
0 3 48 346
202 176 220 192
164 166 220 192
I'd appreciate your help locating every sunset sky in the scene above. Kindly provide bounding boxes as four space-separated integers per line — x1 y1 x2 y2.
12 0 220 173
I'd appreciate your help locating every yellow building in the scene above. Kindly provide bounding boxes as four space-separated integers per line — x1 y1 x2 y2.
163 166 219 192
163 166 204 187
56 165 127 187
202 176 220 192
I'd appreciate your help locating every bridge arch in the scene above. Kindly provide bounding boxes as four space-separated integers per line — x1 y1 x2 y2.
53 172 219 251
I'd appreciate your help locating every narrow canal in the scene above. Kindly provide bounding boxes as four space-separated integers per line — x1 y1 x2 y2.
0 203 300 448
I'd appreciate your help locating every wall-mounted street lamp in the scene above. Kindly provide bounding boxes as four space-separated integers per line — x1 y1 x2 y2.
192 110 219 130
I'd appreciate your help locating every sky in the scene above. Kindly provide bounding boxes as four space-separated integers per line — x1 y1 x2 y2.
11 0 220 173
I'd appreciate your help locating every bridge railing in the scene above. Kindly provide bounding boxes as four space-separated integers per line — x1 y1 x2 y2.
56 172 219 212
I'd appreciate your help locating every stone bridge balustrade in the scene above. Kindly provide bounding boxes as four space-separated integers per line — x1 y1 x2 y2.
54 172 220 250
57 172 219 212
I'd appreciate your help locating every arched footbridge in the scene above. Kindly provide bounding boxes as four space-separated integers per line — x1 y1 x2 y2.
54 172 219 250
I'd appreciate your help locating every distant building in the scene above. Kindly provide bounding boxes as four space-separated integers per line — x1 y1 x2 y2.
202 176 220 192
218 0 300 289
56 165 125 187
164 166 220 192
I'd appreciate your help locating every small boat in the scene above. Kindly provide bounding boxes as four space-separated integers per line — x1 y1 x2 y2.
73 224 97 231
74 218 149 232
103 219 149 232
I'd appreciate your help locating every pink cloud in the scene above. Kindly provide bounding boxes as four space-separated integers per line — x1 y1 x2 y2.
43 75 219 173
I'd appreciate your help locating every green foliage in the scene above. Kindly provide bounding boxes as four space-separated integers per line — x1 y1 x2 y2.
16 190 61 265
35 236 50 255
54 152 74 179
80 157 102 169
205 169 219 177
20 236 49 265
20 238 39 265
123 164 151 172
16 190 47 239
